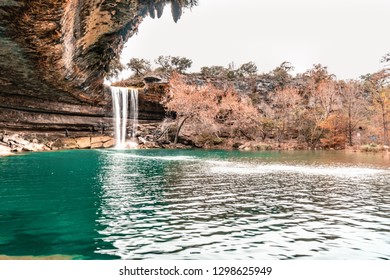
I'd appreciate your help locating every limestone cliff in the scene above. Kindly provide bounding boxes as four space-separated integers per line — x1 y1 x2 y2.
0 0 196 133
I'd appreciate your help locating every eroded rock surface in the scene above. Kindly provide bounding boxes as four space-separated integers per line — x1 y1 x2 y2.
0 0 196 133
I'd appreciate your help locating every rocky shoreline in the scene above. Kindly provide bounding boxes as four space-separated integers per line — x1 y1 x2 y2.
0 122 174 156
1 119 389 157
0 132 115 156
2 131 389 158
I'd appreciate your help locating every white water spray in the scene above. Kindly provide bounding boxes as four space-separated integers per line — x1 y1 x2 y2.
129 89 139 140
110 87 139 148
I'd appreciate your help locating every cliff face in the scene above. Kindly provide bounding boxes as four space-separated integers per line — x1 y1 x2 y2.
0 0 194 133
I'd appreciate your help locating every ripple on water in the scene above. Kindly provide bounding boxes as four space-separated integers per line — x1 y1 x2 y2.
94 152 390 259
1 150 389 259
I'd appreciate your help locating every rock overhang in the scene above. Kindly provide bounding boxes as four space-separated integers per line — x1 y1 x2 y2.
0 0 197 131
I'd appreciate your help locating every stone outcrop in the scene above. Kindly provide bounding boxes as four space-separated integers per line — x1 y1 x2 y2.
0 143 13 156
0 1 196 134
0 131 116 153
51 135 114 150
112 74 169 120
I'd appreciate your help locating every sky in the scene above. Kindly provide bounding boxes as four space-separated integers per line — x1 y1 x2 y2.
120 0 390 80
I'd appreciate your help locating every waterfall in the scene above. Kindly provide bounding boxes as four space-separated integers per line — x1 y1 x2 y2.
110 87 139 148
129 89 139 140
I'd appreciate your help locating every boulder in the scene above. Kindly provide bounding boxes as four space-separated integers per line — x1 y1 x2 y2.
51 138 78 149
91 136 112 145
91 142 104 149
0 144 12 156
22 143 46 152
103 139 115 148
75 137 91 149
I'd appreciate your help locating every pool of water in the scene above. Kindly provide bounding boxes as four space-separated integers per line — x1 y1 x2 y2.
0 149 389 259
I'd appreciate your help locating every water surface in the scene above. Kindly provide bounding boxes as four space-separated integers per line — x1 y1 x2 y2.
0 149 389 259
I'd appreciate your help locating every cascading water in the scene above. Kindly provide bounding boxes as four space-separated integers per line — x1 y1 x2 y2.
129 89 139 140
110 87 139 148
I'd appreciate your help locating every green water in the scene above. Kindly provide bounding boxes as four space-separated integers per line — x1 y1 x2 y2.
0 149 389 259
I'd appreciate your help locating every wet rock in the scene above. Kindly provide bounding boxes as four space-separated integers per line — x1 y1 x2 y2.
232 142 243 149
175 143 191 149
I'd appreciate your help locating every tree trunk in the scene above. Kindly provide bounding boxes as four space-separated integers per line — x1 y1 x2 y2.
380 102 388 145
174 116 190 145
348 119 353 146
383 110 388 145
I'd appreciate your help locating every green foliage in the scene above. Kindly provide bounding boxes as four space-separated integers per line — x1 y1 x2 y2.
127 58 151 76
304 64 334 85
171 56 192 73
108 52 390 150
201 61 257 79
155 55 192 74
237 61 258 77
107 56 124 79
201 66 227 77
271 61 294 88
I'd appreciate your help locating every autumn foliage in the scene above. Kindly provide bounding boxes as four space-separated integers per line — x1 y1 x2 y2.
152 54 390 150
163 73 262 146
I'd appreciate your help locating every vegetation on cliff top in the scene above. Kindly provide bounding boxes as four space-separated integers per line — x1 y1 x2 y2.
120 53 389 150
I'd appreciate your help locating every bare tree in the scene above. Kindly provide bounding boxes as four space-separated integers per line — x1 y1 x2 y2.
271 87 303 143
163 74 263 145
300 79 341 148
339 80 370 146
163 73 220 144
363 70 390 145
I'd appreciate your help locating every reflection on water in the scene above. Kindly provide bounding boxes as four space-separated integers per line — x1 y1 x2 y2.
95 150 390 260
0 149 389 259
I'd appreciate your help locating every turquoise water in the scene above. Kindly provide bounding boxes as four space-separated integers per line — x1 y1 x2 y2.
0 149 389 259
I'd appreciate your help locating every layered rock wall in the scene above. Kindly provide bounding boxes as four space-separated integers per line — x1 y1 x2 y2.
0 1 195 134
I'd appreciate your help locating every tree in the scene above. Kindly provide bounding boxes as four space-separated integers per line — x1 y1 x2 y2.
155 55 192 74
155 55 172 73
270 86 303 143
163 74 263 145
218 89 263 140
200 65 227 77
127 58 151 76
171 56 192 73
271 61 294 89
339 80 370 146
319 112 347 149
299 79 341 148
237 61 258 77
305 64 333 85
363 70 390 145
163 73 220 144
107 56 124 79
